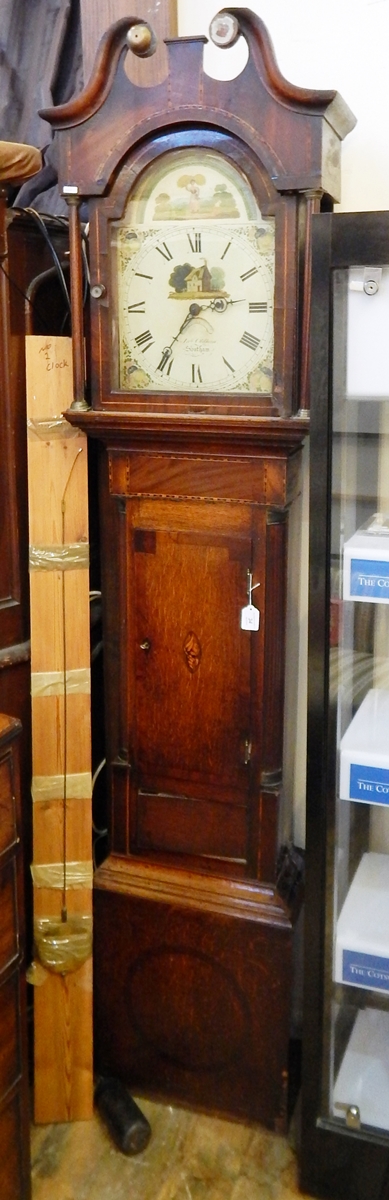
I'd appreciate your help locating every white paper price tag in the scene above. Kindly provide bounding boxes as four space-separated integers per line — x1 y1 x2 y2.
240 603 260 631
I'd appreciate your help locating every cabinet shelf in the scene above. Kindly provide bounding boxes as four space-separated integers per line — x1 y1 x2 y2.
343 518 389 603
335 852 389 992
340 690 389 804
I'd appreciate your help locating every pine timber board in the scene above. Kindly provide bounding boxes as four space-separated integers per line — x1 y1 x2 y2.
26 335 93 1123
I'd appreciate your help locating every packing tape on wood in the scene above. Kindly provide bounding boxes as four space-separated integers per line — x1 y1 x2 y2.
31 861 93 888
27 415 80 440
29 543 89 570
26 960 49 986
27 951 93 986
31 668 91 697
33 913 93 975
32 772 92 801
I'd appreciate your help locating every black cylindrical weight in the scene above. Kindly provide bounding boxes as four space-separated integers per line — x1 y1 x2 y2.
94 1077 151 1156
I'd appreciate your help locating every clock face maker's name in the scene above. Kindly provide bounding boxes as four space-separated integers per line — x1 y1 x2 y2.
115 222 275 394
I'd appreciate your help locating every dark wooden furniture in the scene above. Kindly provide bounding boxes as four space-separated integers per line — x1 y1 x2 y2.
0 714 31 1200
301 211 389 1199
41 9 355 1127
91 435 303 1128
0 146 40 910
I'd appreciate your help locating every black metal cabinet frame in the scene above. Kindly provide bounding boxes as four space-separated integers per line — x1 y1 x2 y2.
301 211 389 1200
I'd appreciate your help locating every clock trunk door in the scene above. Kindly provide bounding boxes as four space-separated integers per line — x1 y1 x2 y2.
128 506 262 870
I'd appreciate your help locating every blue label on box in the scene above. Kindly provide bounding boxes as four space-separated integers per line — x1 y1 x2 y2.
350 557 389 598
349 763 389 803
343 949 389 991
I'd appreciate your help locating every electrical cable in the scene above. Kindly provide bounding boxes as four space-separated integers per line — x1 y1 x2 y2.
17 205 71 314
92 757 107 796
8 207 90 332
91 758 108 870
60 449 84 921
0 260 53 332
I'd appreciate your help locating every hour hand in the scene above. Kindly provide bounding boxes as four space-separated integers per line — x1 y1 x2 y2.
210 297 244 311
191 298 244 313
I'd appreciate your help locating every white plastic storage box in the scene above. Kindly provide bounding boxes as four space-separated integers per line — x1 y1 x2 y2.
340 688 389 804
335 852 389 993
333 1008 389 1130
343 515 389 602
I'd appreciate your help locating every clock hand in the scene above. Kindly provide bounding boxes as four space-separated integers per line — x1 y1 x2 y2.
170 307 198 343
210 298 245 312
164 306 199 352
157 298 245 374
157 304 199 369
169 298 244 337
157 306 199 372
187 298 245 314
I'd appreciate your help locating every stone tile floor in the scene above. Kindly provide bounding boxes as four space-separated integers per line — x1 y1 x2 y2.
31 1095 315 1200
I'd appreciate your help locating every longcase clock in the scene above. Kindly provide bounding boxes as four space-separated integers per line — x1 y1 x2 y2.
41 9 355 1127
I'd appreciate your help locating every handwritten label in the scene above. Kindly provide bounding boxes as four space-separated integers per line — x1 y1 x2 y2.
39 342 69 372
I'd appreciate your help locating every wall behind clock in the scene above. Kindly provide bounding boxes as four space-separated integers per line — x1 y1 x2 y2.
179 0 389 214
178 0 389 846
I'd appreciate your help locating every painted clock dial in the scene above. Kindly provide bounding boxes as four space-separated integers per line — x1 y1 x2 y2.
111 148 275 394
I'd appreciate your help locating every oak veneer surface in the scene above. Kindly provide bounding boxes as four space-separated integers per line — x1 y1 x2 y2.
94 854 295 1127
84 411 301 1129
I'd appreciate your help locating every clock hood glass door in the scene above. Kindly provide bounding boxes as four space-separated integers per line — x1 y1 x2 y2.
110 146 275 397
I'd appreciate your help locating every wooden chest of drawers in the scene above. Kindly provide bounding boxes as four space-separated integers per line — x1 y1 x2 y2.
0 714 31 1200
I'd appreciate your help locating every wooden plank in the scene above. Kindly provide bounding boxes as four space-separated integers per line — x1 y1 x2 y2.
33 962 93 1124
26 335 93 1123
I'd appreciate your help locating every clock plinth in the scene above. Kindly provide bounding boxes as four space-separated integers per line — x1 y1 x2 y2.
93 859 294 1128
42 9 354 1127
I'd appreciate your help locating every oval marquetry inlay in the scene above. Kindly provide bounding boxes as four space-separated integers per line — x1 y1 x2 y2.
183 630 202 673
128 947 250 1071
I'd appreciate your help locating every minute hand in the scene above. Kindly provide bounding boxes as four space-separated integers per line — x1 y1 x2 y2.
168 302 218 348
157 308 197 373
158 299 245 374
169 308 197 347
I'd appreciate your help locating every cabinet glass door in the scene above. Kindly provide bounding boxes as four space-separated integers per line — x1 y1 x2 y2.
326 263 389 1137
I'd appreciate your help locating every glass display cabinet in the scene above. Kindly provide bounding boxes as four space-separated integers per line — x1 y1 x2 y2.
301 212 389 1200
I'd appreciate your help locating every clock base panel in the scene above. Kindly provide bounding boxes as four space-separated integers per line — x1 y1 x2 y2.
93 856 293 1130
